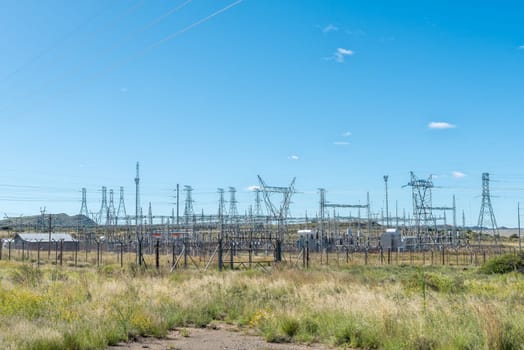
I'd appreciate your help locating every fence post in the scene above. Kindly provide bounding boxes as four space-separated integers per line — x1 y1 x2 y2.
249 240 253 269
275 239 282 262
59 240 63 267
96 241 100 267
302 243 306 269
155 239 160 270
218 238 223 271
230 242 234 270
120 243 124 268
183 239 188 268
306 240 310 269
37 241 41 267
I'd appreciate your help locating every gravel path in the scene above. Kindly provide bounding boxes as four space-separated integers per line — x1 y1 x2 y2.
108 325 333 350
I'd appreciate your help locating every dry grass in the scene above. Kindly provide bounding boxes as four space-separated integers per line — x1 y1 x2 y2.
0 259 524 349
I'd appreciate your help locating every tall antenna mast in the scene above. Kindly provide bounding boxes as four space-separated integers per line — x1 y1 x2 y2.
135 162 141 264
384 175 389 227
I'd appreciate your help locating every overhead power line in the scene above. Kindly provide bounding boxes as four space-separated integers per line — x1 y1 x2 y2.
0 2 112 84
4 0 243 119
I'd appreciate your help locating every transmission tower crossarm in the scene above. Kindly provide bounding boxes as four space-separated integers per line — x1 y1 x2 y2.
324 203 368 209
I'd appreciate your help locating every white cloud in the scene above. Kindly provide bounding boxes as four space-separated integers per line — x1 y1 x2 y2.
322 24 339 33
428 121 456 129
342 131 352 137
288 155 299 160
326 47 354 63
246 185 261 191
334 141 350 145
452 171 466 179
518 45 524 50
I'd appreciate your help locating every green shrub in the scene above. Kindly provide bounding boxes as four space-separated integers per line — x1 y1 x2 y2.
280 317 299 338
424 272 464 293
9 264 42 287
501 321 524 350
480 254 523 274
409 335 438 350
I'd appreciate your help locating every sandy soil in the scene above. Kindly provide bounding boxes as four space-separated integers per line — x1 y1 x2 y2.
108 325 333 350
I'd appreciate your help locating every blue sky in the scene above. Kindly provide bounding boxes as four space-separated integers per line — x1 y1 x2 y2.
0 0 523 226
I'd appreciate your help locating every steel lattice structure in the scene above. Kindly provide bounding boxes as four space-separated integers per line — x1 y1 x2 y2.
477 172 498 240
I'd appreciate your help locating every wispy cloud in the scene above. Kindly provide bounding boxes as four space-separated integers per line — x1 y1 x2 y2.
519 45 524 50
342 131 352 137
322 24 339 33
334 141 350 146
334 48 353 62
452 171 466 179
288 155 299 161
246 185 260 191
428 121 456 129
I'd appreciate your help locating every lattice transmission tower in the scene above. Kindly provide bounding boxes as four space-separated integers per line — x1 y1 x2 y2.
80 187 89 217
257 176 295 220
254 188 263 217
477 172 498 241
116 186 126 225
183 186 194 224
404 172 436 235
228 187 238 223
217 188 226 221
108 189 116 225
98 186 109 225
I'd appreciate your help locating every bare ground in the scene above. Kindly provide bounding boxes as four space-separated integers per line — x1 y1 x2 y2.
108 324 333 350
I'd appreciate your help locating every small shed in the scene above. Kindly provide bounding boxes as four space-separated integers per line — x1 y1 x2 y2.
297 229 318 251
13 233 78 251
380 228 403 251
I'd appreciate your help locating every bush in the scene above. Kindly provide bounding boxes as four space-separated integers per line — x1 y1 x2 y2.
280 317 299 338
480 254 524 274
9 265 42 287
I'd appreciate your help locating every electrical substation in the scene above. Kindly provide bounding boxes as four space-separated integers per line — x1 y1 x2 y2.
0 164 513 270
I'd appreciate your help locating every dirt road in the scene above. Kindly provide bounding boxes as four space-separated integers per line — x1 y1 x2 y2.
108 325 332 350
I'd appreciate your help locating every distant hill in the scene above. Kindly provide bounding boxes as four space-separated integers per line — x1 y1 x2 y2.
0 213 97 230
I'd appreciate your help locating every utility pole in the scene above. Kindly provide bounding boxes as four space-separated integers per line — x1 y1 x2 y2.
384 175 389 228
40 207 46 233
135 162 141 265
176 184 180 226
48 214 52 258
